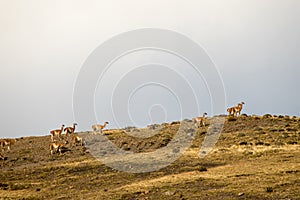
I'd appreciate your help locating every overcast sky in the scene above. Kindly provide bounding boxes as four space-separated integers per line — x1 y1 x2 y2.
1 0 299 138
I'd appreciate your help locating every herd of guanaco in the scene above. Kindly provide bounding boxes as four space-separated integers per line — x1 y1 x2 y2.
49 121 110 155
1 102 245 157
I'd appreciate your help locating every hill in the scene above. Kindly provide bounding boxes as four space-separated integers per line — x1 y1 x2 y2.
0 114 299 199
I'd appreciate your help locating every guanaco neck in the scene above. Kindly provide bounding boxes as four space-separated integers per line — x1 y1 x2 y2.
60 125 64 133
103 123 107 129
238 103 243 110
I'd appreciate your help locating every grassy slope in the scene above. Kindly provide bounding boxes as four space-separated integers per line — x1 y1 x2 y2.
0 115 299 200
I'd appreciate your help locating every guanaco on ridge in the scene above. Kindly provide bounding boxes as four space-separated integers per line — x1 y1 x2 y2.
234 102 245 117
50 124 65 141
92 122 109 133
193 112 208 128
227 102 245 117
64 123 77 136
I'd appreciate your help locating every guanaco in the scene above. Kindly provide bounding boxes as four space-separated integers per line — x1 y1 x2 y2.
227 107 236 116
227 102 245 117
92 122 109 133
50 141 67 155
234 102 245 116
193 112 208 128
50 124 65 141
64 123 77 136
0 139 16 151
72 135 83 146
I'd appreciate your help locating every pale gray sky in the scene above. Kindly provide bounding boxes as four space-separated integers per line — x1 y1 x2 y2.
0 0 299 137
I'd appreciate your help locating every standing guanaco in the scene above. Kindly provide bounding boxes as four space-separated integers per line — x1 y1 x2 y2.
193 112 208 128
92 122 109 134
64 123 77 136
50 124 65 142
227 102 245 117
227 107 236 116
234 102 245 116
50 141 67 155
72 135 83 146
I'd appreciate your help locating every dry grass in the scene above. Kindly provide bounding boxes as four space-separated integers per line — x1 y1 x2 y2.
0 115 299 199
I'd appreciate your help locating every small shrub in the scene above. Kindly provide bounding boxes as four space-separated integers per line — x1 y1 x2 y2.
282 132 289 138
263 114 272 118
254 127 263 131
266 187 273 193
269 128 277 132
255 141 264 145
252 115 260 119
286 141 297 145
200 131 207 135
107 135 114 140
257 131 265 135
286 128 297 132
227 117 237 122
275 141 283 146
10 184 30 190
238 132 246 137
0 183 8 189
198 166 207 172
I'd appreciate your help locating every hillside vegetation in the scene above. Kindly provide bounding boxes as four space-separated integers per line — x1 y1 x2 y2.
0 114 299 199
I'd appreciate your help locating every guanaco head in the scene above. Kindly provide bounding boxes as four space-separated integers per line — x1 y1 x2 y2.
203 112 208 116
73 123 78 126
240 102 245 105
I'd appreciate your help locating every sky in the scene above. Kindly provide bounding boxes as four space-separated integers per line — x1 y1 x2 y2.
0 0 299 138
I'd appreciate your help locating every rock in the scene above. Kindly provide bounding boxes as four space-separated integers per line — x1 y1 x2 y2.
238 192 244 196
165 190 175 196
